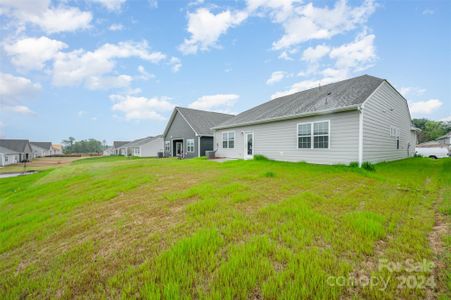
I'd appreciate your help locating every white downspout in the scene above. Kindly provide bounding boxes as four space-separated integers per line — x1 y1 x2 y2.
358 105 364 167
197 135 201 157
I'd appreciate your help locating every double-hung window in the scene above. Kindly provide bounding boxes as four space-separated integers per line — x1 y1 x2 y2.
222 132 235 148
165 141 170 152
298 123 311 148
297 120 330 149
187 139 195 153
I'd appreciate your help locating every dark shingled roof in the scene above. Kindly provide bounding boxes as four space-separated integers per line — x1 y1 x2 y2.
123 135 162 148
168 107 235 136
0 139 31 153
215 75 385 129
113 141 129 148
31 142 52 150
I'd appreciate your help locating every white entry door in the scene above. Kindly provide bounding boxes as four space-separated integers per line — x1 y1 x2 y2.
244 132 254 160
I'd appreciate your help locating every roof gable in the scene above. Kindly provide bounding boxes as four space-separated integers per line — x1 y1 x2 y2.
123 135 162 148
31 142 52 150
215 75 384 129
0 139 31 153
164 107 234 136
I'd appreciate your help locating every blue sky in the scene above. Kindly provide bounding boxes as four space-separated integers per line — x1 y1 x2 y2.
0 0 450 144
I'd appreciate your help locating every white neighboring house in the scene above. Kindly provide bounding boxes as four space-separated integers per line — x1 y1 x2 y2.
103 147 114 156
121 136 164 157
212 75 418 166
0 139 33 167
415 132 451 158
112 141 129 155
436 132 451 151
30 142 53 158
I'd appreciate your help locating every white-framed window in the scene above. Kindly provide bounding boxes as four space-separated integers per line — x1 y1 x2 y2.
5 155 8 162
390 126 400 137
222 132 235 149
165 141 170 152
297 120 330 149
187 139 195 152
134 148 140 156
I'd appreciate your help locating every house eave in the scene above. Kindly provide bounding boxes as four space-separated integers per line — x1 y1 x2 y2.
212 104 361 130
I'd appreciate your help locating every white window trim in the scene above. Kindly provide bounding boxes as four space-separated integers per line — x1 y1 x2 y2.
222 131 235 149
186 139 195 153
297 120 330 150
164 141 170 152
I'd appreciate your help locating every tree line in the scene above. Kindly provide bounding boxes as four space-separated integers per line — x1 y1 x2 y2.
412 118 450 144
62 137 107 154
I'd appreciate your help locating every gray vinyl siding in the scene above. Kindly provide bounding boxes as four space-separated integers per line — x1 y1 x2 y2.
214 110 359 164
163 111 198 158
362 81 414 163
140 137 164 157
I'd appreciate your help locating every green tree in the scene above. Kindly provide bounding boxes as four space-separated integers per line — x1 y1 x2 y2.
412 119 448 143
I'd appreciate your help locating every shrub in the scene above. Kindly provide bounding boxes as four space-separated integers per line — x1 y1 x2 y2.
362 161 375 171
348 162 359 168
264 171 275 178
253 155 269 161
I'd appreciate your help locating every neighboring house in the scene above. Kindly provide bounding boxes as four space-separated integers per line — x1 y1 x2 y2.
163 107 234 158
31 142 52 158
112 141 129 155
103 147 113 156
213 75 418 166
436 132 451 151
121 135 164 157
0 139 33 166
51 144 63 155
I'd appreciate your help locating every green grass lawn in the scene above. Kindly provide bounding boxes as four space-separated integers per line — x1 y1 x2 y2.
0 156 449 299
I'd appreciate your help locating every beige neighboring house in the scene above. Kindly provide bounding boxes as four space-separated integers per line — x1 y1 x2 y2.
121 135 164 157
31 142 53 158
51 144 63 155
0 139 33 167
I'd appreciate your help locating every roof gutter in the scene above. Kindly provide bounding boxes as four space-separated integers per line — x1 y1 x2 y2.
212 104 361 130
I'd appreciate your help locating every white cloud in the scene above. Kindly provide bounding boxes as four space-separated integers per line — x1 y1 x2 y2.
137 65 155 80
409 99 443 115
440 115 451 122
422 9 434 15
4 36 67 71
0 73 41 105
266 71 287 85
169 57 182 72
52 41 166 88
272 0 376 49
272 32 376 99
110 94 175 121
189 94 239 112
301 44 330 62
85 75 133 90
7 105 35 115
398 86 426 97
91 0 126 11
108 23 124 31
329 32 376 70
0 0 92 33
0 121 4 138
179 8 248 54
